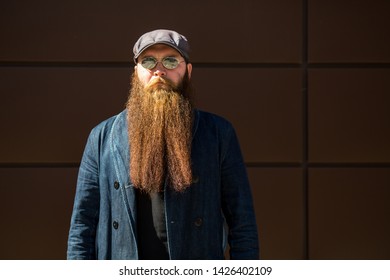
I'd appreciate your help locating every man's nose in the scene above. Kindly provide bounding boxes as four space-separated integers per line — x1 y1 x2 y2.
153 62 166 76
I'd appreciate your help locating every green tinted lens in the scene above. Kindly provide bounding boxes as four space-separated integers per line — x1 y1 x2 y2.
141 57 157 69
162 57 179 69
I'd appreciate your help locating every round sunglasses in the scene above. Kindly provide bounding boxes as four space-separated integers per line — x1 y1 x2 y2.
140 56 184 70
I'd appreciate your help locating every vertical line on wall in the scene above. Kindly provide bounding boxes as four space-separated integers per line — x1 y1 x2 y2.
302 0 309 260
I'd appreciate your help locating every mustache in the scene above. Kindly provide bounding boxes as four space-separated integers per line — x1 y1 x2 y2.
145 77 176 92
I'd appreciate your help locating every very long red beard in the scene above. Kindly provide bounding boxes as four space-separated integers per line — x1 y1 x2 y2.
126 74 193 193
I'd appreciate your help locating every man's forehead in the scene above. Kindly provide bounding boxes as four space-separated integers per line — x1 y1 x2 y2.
139 44 182 58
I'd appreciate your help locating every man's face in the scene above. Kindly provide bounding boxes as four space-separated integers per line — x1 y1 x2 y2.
135 44 192 88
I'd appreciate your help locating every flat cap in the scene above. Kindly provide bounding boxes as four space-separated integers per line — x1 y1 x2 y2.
133 29 190 63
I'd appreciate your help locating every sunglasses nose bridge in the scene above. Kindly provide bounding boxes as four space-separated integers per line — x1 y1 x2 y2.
152 62 167 76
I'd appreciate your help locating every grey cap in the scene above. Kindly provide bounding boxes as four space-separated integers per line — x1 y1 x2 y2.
133 29 190 63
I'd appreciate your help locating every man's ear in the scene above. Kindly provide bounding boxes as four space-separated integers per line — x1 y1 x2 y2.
187 63 192 79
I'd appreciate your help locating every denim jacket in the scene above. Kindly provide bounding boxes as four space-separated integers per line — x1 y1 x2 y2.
67 109 259 259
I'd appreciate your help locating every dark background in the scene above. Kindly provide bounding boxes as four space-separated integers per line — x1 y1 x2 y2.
0 0 389 259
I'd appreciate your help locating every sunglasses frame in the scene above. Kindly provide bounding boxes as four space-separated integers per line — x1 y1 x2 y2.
139 56 184 70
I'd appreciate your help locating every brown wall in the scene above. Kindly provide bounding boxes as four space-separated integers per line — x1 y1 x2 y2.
0 0 389 260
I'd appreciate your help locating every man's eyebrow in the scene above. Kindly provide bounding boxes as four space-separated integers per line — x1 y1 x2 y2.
140 53 181 59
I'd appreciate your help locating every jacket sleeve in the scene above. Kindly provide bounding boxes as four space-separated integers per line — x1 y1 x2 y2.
220 125 260 259
67 130 100 259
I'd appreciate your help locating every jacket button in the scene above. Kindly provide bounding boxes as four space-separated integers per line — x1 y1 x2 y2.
113 221 119 229
114 181 120 189
192 176 199 184
194 218 203 227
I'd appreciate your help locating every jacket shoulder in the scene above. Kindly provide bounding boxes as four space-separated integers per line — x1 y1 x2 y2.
196 109 234 132
88 110 126 140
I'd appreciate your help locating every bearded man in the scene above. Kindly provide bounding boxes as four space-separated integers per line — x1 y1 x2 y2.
67 29 259 260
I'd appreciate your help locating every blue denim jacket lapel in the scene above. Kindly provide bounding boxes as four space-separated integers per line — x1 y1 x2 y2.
109 110 138 248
